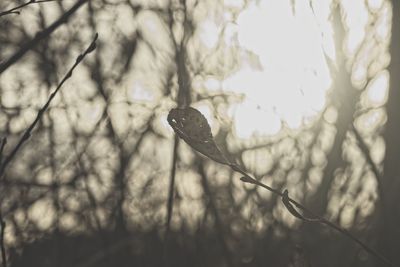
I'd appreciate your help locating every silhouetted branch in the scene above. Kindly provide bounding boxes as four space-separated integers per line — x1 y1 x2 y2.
0 0 89 74
168 105 398 267
0 33 98 179
0 0 57 17
236 164 398 267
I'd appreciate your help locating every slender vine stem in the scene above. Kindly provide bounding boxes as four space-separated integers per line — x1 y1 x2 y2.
232 163 397 267
0 33 98 179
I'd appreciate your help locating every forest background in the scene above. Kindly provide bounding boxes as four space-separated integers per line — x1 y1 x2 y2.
0 0 399 266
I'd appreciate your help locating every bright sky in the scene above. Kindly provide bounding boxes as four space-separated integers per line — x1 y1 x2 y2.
197 0 388 139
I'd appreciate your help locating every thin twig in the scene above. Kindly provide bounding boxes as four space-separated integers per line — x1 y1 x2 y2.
167 102 396 266
235 164 398 267
0 33 98 179
0 212 6 267
0 0 57 17
0 0 89 74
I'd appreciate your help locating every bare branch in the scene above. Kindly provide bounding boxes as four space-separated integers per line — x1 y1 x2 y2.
0 33 98 179
168 105 398 267
0 0 89 74
0 0 57 17
237 165 398 267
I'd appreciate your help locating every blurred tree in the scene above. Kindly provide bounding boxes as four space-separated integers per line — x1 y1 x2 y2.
0 0 397 267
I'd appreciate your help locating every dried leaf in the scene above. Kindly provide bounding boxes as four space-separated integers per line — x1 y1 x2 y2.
282 189 307 221
167 107 229 165
240 176 255 183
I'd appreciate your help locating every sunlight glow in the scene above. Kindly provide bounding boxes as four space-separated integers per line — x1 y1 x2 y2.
365 70 389 107
201 0 334 139
198 19 220 48
129 81 155 102
342 0 369 55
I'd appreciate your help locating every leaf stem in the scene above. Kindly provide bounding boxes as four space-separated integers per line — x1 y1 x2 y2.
233 164 398 267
